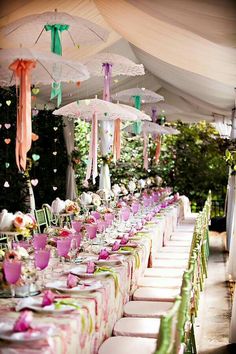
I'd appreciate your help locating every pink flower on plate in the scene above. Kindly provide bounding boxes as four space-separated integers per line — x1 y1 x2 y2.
42 290 55 307
98 248 110 260
67 273 79 288
13 212 26 229
13 311 33 332
112 241 120 252
120 235 129 245
86 261 95 274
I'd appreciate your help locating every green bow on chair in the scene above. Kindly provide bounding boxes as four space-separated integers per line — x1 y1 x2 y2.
132 95 142 134
44 24 70 107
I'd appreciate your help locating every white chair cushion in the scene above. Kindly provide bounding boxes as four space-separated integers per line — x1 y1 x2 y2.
152 258 188 268
144 267 184 278
157 246 190 253
113 317 161 338
137 276 182 288
133 287 180 301
98 336 157 354
124 300 173 317
155 252 189 260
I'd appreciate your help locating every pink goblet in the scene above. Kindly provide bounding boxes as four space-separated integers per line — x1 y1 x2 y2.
120 207 130 222
104 213 114 226
35 249 50 287
91 211 101 220
33 234 47 250
85 224 97 240
71 221 82 233
131 202 140 215
3 260 21 300
57 238 71 257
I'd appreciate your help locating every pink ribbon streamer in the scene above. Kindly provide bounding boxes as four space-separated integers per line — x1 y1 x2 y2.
143 132 148 170
155 134 161 164
113 118 121 163
85 112 98 185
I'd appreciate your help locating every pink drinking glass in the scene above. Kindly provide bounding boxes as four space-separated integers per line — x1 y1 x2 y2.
57 238 71 257
85 224 97 240
96 220 107 244
71 221 82 233
131 202 140 215
91 211 101 220
3 260 21 301
104 213 114 226
35 249 50 287
33 234 47 250
120 207 130 222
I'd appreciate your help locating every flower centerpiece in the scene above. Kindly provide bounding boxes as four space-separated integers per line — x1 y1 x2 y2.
0 210 37 237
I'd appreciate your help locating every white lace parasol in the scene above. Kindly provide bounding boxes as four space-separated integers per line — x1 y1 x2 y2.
83 53 145 76
112 88 164 104
143 102 182 116
0 48 89 86
143 122 179 136
1 11 109 47
117 104 151 121
53 98 137 121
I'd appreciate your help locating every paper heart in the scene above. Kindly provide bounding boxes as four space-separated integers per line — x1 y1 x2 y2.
32 133 39 142
32 108 39 117
54 139 58 142
0 124 2 129
4 181 10 188
6 100 11 106
32 96 36 101
53 186 57 191
53 127 58 131
4 123 11 129
0 103 2 107
52 151 57 155
31 179 38 187
53 169 57 173
32 154 40 161
4 138 11 144
32 88 40 95
5 162 10 168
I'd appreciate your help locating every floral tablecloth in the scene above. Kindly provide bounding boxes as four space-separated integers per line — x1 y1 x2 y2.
0 204 181 354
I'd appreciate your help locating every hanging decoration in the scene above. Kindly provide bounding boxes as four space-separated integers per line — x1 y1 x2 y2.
85 112 98 185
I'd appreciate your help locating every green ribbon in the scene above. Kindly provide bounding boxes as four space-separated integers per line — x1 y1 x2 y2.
44 24 69 107
132 95 142 134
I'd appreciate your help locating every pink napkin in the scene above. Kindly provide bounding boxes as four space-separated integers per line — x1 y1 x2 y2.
98 249 110 260
67 273 79 288
86 261 96 274
129 227 137 237
13 311 33 332
120 235 129 245
42 290 55 307
112 241 120 251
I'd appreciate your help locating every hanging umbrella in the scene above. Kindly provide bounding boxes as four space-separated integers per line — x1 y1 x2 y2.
112 88 164 134
0 47 89 171
53 98 137 185
82 52 145 190
1 10 109 47
143 102 183 117
1 10 109 106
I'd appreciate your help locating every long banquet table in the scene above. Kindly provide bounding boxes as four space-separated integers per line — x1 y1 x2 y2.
0 203 182 354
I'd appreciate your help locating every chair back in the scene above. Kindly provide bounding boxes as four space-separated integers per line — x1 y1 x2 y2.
34 208 48 232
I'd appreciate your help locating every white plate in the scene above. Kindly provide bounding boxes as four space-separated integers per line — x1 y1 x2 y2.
16 298 77 313
69 265 111 278
46 279 102 292
0 322 54 342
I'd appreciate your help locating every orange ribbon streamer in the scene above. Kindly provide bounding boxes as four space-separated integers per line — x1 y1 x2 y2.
143 132 148 170
155 135 161 164
113 118 121 163
9 59 36 171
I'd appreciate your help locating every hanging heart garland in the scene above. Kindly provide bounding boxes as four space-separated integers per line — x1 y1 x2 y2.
4 123 11 129
31 179 39 187
4 138 11 145
32 154 40 161
4 181 10 188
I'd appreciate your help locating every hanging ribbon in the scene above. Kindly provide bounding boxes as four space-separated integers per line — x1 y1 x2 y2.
9 59 36 171
85 112 98 185
143 132 149 170
113 118 121 163
155 134 161 164
151 108 157 123
44 24 69 107
102 63 112 102
132 95 142 134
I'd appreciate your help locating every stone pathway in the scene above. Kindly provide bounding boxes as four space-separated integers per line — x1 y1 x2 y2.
195 232 236 353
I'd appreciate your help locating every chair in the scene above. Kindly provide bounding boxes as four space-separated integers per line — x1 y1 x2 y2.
34 208 48 232
42 204 58 227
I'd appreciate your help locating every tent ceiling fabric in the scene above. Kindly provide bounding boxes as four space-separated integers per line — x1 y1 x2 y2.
0 0 235 123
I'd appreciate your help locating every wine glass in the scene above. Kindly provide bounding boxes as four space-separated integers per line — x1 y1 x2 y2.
57 238 71 268
34 249 50 288
33 234 47 250
3 260 21 303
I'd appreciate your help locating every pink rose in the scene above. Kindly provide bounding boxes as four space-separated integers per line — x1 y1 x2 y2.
59 229 71 237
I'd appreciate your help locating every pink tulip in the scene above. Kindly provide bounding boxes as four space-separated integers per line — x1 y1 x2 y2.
13 311 33 332
67 273 79 288
112 241 120 251
98 249 110 260
42 290 55 307
120 235 129 245
86 261 96 274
